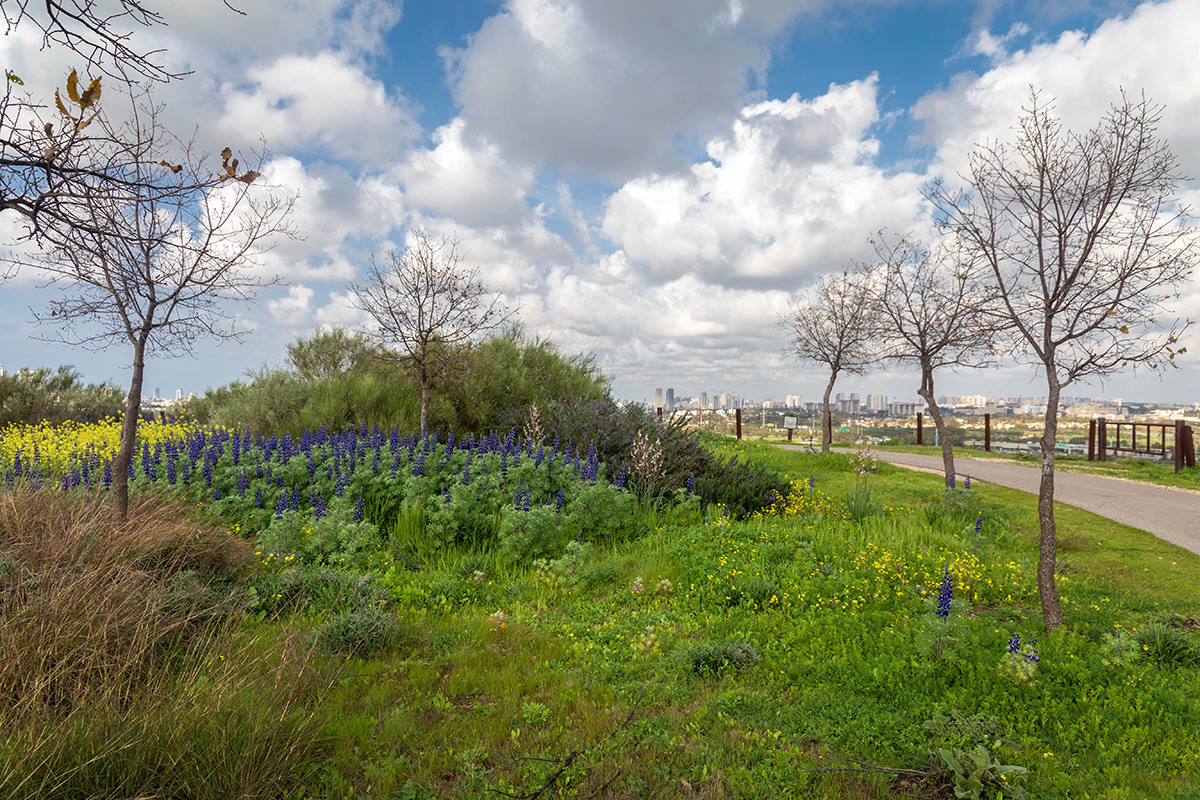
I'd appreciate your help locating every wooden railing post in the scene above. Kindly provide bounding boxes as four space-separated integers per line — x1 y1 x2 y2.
1088 419 1096 461
735 408 742 440
1176 420 1185 474
984 413 991 452
917 412 924 446
1098 417 1107 462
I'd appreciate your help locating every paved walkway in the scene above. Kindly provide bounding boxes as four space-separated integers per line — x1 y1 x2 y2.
777 445 1200 556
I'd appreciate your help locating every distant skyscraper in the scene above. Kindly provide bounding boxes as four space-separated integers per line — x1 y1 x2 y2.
176 388 183 401
700 391 708 410
654 388 663 409
665 387 674 412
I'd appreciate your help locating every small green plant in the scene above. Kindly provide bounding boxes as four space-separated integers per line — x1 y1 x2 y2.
915 564 961 661
1100 626 1138 667
579 563 619 589
313 606 402 658
679 640 761 675
519 700 550 727
936 745 1028 800
1134 621 1200 668
999 632 1040 681
843 439 880 521
744 578 783 611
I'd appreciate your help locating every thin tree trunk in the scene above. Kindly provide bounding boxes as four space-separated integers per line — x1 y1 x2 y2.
917 363 956 488
419 370 430 434
1038 377 1064 632
111 336 148 523
821 371 837 453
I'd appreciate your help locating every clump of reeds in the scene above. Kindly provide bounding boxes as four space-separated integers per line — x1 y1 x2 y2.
0 488 334 799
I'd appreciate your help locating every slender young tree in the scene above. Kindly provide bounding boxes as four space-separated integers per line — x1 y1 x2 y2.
780 268 876 452
926 91 1197 631
11 101 292 520
866 231 996 487
350 229 517 433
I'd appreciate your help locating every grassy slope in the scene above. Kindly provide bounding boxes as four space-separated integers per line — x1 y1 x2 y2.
299 439 1200 800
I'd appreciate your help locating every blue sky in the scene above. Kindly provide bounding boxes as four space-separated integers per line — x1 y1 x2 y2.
3 0 1199 407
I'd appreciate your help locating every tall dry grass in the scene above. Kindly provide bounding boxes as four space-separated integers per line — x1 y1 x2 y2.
0 488 335 799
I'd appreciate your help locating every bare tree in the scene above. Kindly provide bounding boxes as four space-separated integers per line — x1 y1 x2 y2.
780 268 876 452
865 231 996 487
9 100 293 520
926 91 1197 632
350 230 518 433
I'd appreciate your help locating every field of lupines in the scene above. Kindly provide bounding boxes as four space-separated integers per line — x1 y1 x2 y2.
1 416 654 566
3 418 1200 799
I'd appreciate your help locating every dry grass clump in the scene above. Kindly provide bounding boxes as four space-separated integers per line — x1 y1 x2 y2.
0 488 334 800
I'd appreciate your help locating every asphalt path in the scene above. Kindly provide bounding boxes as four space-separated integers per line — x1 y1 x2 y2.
777 445 1200 557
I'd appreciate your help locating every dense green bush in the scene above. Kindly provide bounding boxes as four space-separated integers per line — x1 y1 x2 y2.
0 365 124 427
190 327 610 437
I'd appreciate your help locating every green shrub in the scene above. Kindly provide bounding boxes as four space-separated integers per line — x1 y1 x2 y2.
314 606 403 658
680 640 761 675
1134 621 1200 668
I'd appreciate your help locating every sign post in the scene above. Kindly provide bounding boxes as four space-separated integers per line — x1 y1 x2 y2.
784 415 797 443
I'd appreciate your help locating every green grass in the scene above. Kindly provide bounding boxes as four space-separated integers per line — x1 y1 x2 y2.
7 439 1200 798
292 439 1200 799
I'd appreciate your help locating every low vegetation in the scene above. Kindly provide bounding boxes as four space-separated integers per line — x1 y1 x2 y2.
2 418 1198 798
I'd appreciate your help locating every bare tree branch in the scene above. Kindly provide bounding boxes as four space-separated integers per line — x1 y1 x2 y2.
2 0 180 82
350 229 519 432
925 89 1198 631
779 268 877 452
864 230 999 486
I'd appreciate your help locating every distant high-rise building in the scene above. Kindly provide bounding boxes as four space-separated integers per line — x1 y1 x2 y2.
176 388 183 401
785 394 803 408
0 364 5 377
154 387 160 400
654 388 663 409
700 391 708 410
866 394 888 412
665 387 675 412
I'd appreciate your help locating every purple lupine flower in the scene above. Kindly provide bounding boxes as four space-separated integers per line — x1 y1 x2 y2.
237 472 249 496
555 488 565 514
949 474 956 490
214 487 223 501
274 493 287 520
1008 632 1022 654
965 475 972 490
1026 639 1039 663
686 474 695 493
353 490 365 523
614 468 626 489
166 459 177 485
255 487 264 509
975 513 984 534
103 462 113 489
936 565 953 619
